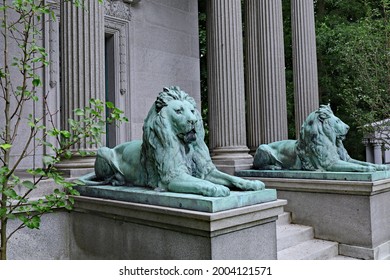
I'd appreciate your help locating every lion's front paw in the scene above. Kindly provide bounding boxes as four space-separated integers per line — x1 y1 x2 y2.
364 166 377 172
246 180 265 190
234 178 265 191
205 185 230 197
375 164 390 171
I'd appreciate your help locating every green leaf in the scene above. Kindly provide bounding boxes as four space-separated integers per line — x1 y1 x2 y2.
27 216 41 229
79 150 87 157
3 188 19 199
0 143 12 150
32 78 41 87
74 108 84 116
60 130 71 138
27 168 46 176
63 150 73 159
22 180 36 190
106 101 115 109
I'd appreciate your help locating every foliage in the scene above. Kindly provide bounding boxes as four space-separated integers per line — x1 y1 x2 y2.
0 0 126 259
315 0 390 159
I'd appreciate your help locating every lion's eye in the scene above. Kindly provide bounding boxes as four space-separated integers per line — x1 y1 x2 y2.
191 110 195 114
175 109 182 115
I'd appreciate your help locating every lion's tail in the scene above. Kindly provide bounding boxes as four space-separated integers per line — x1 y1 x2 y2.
253 144 283 169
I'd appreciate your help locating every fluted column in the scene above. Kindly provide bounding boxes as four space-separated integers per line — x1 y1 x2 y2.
245 0 261 153
207 0 252 174
58 0 105 174
373 140 383 164
249 0 288 145
291 0 319 136
362 139 374 163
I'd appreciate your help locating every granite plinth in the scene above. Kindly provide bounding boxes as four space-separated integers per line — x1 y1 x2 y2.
70 195 286 259
74 185 277 213
236 169 390 181
236 169 390 259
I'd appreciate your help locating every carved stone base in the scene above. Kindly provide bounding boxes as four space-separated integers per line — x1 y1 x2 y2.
211 146 254 175
239 170 390 259
70 195 286 259
55 156 95 178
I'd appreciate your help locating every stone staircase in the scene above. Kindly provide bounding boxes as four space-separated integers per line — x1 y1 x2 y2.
277 212 358 260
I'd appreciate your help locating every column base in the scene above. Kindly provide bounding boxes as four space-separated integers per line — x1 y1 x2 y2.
211 146 254 175
55 156 96 178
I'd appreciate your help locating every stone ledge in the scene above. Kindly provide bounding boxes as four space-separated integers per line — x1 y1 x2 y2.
70 197 286 259
238 174 390 196
72 195 287 237
239 172 390 259
74 185 277 213
339 241 390 260
237 169 390 182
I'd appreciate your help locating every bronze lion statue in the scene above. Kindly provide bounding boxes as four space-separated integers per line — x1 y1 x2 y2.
81 86 265 196
253 104 389 172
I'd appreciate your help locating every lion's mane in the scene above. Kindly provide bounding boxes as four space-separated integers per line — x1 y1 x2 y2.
140 86 215 190
296 104 348 171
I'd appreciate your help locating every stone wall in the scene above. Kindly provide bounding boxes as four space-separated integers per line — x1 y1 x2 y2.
3 0 201 259
128 0 201 140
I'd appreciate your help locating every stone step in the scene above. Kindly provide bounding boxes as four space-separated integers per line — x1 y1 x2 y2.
277 239 339 260
276 212 291 226
277 223 314 251
328 255 360 260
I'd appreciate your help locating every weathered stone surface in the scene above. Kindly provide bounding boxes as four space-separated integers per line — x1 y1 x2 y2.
70 196 286 259
240 173 390 259
74 185 276 213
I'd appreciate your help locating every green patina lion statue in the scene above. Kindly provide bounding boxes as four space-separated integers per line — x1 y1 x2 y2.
80 86 265 197
253 104 389 172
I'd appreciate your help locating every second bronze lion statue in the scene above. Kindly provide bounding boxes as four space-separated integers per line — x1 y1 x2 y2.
253 104 389 172
80 86 265 197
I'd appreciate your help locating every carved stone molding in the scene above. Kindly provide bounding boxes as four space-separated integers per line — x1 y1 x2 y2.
104 16 131 144
105 17 129 97
105 0 139 21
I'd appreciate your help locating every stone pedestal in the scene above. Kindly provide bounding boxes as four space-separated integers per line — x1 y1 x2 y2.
70 186 286 259
237 170 390 259
207 0 252 173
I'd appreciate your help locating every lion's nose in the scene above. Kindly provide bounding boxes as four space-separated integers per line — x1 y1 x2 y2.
188 119 197 125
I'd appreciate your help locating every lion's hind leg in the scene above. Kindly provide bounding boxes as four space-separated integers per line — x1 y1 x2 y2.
253 145 283 170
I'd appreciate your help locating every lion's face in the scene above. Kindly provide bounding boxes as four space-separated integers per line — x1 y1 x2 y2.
298 104 351 170
164 99 198 143
319 110 350 141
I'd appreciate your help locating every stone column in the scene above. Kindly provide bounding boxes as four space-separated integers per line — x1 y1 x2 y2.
291 0 319 136
246 0 288 151
58 0 105 176
207 0 252 174
362 139 374 163
372 140 383 164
